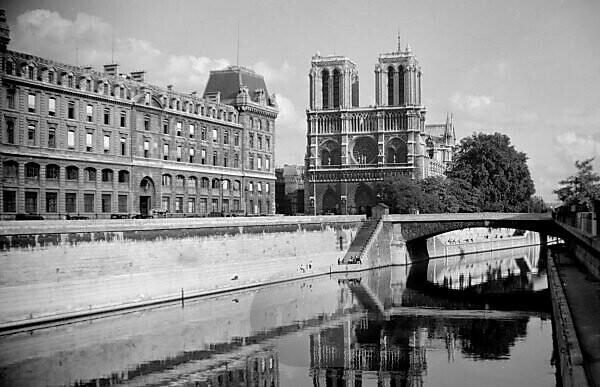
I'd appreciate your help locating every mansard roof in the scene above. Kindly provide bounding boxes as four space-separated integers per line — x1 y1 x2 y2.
203 65 269 105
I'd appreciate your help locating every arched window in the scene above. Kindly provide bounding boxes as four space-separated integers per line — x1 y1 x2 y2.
3 160 18 179
234 180 241 191
66 166 79 180
222 179 230 191
188 176 197 190
85 167 96 181
175 175 185 189
101 168 113 182
162 174 172 186
118 170 129 183
201 177 210 189
321 69 329 108
387 66 395 106
332 69 341 108
46 164 59 180
212 178 220 189
386 138 408 164
398 66 405 105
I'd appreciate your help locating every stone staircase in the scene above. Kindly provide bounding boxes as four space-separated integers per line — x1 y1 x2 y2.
341 219 380 264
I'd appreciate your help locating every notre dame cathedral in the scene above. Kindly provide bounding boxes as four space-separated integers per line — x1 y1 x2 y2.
305 38 456 215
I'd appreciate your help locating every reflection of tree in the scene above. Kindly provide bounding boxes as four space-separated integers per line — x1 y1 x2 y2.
455 318 528 360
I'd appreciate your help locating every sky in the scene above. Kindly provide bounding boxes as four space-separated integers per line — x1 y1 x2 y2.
3 0 599 201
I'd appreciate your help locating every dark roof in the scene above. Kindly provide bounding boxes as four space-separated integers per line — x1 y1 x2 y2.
203 66 269 105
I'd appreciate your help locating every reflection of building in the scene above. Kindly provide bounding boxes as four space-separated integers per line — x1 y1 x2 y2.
305 37 455 215
0 10 277 220
197 348 279 387
275 164 305 215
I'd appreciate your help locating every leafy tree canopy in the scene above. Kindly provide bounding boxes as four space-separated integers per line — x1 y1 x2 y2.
554 158 600 210
446 132 535 212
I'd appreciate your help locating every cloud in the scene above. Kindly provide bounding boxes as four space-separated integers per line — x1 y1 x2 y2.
253 60 294 85
451 92 493 112
274 95 306 166
554 131 600 165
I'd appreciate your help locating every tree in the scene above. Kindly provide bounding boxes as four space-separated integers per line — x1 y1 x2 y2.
446 132 535 212
554 158 600 210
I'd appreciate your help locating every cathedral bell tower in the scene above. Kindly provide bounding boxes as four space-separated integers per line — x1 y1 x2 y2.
308 53 359 110
375 35 422 107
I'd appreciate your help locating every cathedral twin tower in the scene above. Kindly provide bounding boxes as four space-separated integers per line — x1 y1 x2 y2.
305 39 454 216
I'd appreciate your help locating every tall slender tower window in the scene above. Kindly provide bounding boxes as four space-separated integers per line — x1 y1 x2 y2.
321 70 329 108
398 66 405 105
387 66 395 106
333 69 341 108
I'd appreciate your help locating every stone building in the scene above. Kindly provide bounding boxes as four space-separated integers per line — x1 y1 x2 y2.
275 164 305 215
0 10 277 220
305 38 455 215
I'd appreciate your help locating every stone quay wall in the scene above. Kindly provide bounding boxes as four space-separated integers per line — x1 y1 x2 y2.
0 216 364 329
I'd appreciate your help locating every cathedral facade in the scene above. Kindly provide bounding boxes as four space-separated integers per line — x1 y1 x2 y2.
0 10 277 220
305 40 455 215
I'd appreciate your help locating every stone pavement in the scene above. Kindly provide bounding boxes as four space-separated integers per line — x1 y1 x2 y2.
552 247 600 387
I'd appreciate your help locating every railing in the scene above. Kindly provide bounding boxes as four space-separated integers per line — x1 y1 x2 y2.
553 203 598 237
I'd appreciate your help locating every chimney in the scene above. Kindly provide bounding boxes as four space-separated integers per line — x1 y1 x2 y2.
103 63 119 76
131 70 146 83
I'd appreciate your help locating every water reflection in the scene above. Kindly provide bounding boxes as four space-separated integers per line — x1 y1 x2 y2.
0 242 555 386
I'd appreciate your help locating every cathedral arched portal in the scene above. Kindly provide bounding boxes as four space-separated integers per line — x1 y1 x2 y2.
322 186 340 215
355 183 376 217
139 176 156 216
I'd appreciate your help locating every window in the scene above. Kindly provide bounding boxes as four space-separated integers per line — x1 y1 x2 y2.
222 199 229 213
223 153 228 168
144 115 150 131
86 105 93 122
212 128 218 142
162 196 170 211
46 164 59 180
27 124 36 146
211 198 219 213
120 111 126 127
46 192 57 213
48 97 56 116
3 190 16 212
234 132 239 146
176 122 182 136
211 178 220 190
25 162 39 180
84 194 94 212
175 197 183 213
201 126 206 140
222 179 229 190
103 134 110 153
68 130 75 148
189 148 195 163
5 61 13 75
257 182 262 193
257 119 262 130
265 157 270 171
187 198 195 213
102 169 113 183
213 151 218 166
257 156 262 170
118 195 127 213
103 82 110 96
189 124 195 138
6 89 15 109
68 101 75 119
103 108 110 125
224 131 229 145
85 79 92 92
234 154 239 168
86 132 93 152
85 167 96 182
163 120 169 134
249 155 254 169
67 75 74 88
118 170 129 183
6 119 15 144
249 134 254 148
66 166 78 181
265 183 270 193
266 137 270 150
163 143 169 160
25 191 38 213
248 182 253 192
28 94 36 112
258 135 262 150
201 149 206 164
175 175 185 189
249 200 254 214
162 174 172 186
48 71 54 84
233 199 240 211
120 137 126 155
199 198 207 214
65 193 77 213
233 180 241 192
3 161 17 179
144 140 150 158
176 146 182 162
101 194 111 213
48 128 56 148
